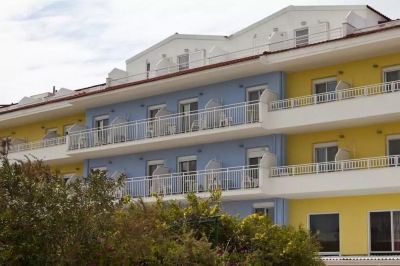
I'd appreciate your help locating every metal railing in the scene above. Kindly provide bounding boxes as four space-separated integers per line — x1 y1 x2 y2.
270 80 400 111
108 27 343 86
8 136 67 154
270 155 400 177
124 165 260 198
68 101 261 151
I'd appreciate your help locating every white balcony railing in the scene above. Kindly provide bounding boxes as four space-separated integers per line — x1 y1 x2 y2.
7 136 67 154
270 155 400 177
124 165 260 198
108 27 343 86
269 80 400 111
68 101 261 151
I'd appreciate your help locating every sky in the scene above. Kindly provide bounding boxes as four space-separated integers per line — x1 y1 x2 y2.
0 0 399 104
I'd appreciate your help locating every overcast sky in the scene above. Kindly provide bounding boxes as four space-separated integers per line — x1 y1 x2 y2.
0 0 398 104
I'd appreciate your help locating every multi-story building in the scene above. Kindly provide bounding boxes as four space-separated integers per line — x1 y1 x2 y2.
2 4 400 264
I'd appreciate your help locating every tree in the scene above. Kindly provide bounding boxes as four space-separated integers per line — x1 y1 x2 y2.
0 158 323 265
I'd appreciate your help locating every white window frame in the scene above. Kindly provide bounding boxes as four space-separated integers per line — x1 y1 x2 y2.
94 115 109 128
308 212 341 256
312 77 337 94
177 155 197 172
46 127 58 134
387 135 400 156
91 166 107 172
147 160 165 175
313 142 338 163
147 104 166 118
247 147 268 164
368 209 400 254
179 98 198 105
383 65 400 82
246 85 267 101
294 27 309 47
253 202 275 219
177 53 190 71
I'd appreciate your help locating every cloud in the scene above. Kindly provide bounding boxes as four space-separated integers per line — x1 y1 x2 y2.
0 0 398 104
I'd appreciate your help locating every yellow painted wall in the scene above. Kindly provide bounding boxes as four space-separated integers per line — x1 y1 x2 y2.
289 193 400 255
286 53 400 98
0 114 85 142
54 163 84 176
287 121 400 165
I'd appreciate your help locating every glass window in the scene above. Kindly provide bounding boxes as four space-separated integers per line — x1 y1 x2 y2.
314 143 338 163
310 213 340 253
254 207 275 222
295 28 309 47
370 211 400 253
147 160 165 176
384 68 400 82
94 115 109 129
247 86 266 102
179 99 198 132
388 137 400 156
177 53 189 71
314 80 337 94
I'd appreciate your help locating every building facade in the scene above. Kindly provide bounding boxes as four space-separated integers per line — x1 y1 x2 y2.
1 5 400 264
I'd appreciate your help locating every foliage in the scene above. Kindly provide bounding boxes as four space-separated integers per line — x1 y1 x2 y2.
0 159 323 265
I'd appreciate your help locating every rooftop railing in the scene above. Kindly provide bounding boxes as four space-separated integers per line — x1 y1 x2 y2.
68 101 261 151
7 136 67 154
123 165 260 198
269 80 400 111
108 27 343 86
270 155 400 177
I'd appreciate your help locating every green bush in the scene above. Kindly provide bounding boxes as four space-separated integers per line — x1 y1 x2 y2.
0 159 322 265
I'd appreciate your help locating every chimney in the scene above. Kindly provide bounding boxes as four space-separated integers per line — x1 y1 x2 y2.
52 86 56 94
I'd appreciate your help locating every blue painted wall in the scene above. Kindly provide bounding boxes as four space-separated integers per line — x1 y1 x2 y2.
222 198 288 225
85 135 285 177
85 72 284 127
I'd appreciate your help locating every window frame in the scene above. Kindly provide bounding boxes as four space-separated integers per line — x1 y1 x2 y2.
387 135 400 156
147 104 167 119
177 53 190 71
313 142 338 163
246 85 267 102
308 212 341 255
294 27 309 47
368 210 400 254
312 77 338 95
247 147 268 165
177 155 197 172
93 114 109 128
147 159 165 176
63 124 73 136
383 65 400 82
253 202 275 221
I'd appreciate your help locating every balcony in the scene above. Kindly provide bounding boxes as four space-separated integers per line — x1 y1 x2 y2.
123 165 267 201
267 155 400 197
7 136 69 164
266 80 400 133
67 101 269 159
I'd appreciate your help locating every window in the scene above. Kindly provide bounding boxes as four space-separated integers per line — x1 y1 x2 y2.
383 66 400 92
313 77 337 103
310 213 340 254
246 147 267 186
178 155 197 173
177 53 189 71
295 27 309 47
370 211 400 253
179 98 198 132
63 124 73 136
46 128 58 134
246 85 266 102
387 135 400 156
148 104 166 119
94 115 109 129
253 202 275 222
147 160 165 176
146 62 151 78
314 142 338 163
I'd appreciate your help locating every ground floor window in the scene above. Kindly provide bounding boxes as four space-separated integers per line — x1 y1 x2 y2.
370 211 400 253
253 202 275 222
309 213 340 254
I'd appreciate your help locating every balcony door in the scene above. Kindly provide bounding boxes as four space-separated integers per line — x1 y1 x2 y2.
147 160 165 195
179 98 198 133
246 85 266 122
314 142 338 172
94 115 109 145
383 66 400 92
246 147 266 188
178 155 197 193
313 77 337 103
147 104 166 137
